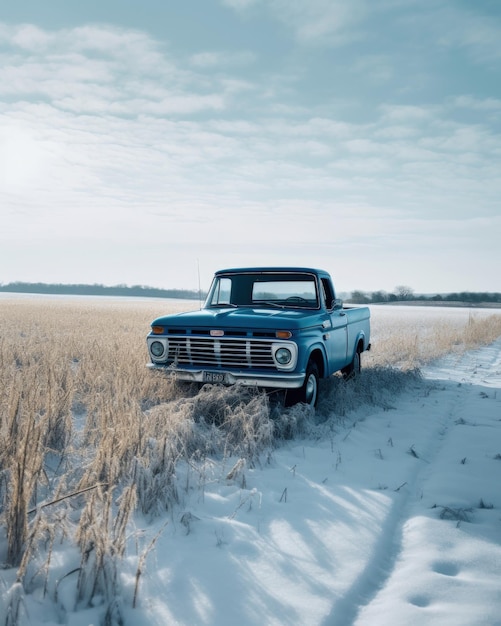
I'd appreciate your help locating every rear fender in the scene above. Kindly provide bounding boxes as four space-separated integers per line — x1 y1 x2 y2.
350 332 367 360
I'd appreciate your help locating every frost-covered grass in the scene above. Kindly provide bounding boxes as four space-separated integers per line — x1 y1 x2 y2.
0 297 500 625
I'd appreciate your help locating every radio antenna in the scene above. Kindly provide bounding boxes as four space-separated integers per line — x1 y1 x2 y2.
197 258 202 309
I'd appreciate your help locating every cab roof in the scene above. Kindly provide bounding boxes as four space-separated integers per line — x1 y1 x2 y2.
214 267 328 276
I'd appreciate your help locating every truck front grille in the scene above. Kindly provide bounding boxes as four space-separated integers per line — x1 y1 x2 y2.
166 336 276 369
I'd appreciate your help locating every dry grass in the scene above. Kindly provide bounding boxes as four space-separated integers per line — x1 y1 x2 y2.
365 308 501 369
0 295 500 622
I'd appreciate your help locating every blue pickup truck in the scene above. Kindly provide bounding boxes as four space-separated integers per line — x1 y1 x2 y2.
147 267 370 407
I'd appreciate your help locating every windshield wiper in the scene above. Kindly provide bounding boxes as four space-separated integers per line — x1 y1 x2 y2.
209 303 238 308
253 301 284 309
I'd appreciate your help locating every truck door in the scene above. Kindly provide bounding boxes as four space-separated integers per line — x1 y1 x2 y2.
321 277 348 373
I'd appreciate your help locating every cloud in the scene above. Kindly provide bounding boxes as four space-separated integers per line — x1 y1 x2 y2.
379 104 434 122
221 0 370 45
220 0 501 78
435 7 501 63
274 0 369 44
0 23 234 118
221 0 259 9
453 95 501 113
10 23 53 50
189 50 257 68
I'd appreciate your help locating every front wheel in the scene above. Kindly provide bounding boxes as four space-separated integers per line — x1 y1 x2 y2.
342 350 361 380
287 360 319 407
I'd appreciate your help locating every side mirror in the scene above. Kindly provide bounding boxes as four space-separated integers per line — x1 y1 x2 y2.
332 298 343 310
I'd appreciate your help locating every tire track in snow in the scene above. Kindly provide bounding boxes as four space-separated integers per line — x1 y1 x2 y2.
322 350 483 626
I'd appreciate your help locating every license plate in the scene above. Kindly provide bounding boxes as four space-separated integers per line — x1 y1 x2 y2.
203 371 227 384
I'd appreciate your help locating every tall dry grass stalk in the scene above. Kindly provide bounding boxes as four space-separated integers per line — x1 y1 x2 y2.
0 295 500 619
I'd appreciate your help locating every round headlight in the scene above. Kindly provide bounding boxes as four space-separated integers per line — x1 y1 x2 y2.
275 347 292 365
150 341 165 358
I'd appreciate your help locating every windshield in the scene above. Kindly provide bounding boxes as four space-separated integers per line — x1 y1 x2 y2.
206 272 319 309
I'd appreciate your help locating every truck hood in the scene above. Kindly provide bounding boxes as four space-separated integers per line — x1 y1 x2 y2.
151 306 322 331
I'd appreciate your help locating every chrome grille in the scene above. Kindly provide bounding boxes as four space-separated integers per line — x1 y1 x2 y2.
166 336 276 369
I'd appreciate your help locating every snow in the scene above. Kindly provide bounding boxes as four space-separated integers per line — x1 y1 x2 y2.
131 339 501 626
2 316 501 625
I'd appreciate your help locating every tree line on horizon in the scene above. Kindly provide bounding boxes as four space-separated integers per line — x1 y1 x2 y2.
1 281 500 305
0 281 205 300
346 285 501 305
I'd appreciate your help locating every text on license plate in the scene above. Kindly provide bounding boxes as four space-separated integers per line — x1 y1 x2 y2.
203 371 227 383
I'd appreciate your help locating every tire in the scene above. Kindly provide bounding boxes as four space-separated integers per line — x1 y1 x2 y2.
342 349 361 380
287 360 319 407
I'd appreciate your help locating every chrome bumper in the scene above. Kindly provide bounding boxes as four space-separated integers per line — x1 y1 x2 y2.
147 363 305 389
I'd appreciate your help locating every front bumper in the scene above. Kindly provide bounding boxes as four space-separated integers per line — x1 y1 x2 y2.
147 363 305 389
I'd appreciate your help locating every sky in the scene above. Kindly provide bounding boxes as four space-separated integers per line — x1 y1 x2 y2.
0 0 500 295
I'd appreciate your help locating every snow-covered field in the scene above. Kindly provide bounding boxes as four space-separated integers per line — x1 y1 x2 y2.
1 303 501 626
128 338 501 626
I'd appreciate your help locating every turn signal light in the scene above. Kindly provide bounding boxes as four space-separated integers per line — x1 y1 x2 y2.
276 330 292 339
152 326 164 334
